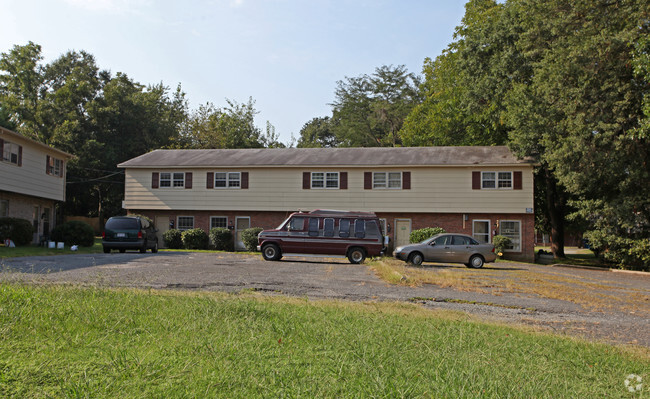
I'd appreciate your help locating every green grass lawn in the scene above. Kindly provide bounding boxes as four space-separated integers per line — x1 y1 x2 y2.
1 284 647 398
0 238 104 258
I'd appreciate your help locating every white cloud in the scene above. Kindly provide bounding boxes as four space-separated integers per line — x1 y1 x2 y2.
230 0 244 8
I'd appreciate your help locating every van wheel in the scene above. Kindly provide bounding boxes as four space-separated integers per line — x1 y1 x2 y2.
469 255 485 269
347 247 366 264
262 244 282 261
407 252 424 266
151 241 158 253
103 247 110 254
119 249 126 253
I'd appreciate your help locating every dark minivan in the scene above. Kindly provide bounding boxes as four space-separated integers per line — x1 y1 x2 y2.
102 216 158 253
257 210 387 264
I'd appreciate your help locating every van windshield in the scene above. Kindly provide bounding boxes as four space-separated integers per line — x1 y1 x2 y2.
276 216 291 230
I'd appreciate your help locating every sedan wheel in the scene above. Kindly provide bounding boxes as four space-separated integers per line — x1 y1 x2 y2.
407 252 423 266
469 255 484 269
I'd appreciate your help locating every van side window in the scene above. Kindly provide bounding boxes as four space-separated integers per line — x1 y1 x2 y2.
354 220 365 238
323 218 335 237
365 220 380 237
339 219 351 237
308 218 320 236
289 217 305 230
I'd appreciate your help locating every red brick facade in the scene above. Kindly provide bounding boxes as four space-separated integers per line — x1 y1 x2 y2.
132 209 535 262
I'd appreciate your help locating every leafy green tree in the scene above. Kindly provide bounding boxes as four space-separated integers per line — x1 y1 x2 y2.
505 0 649 266
296 116 338 148
178 98 264 149
331 65 421 147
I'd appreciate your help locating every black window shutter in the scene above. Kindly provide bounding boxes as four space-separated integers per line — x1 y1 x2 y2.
241 172 249 189
152 172 159 189
340 172 347 189
206 172 214 189
364 172 372 189
472 171 481 190
185 172 193 189
513 171 522 190
303 172 310 189
402 171 411 190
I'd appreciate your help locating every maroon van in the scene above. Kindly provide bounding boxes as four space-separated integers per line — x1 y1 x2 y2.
257 210 387 264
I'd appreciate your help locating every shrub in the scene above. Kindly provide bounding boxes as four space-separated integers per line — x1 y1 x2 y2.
210 228 234 251
50 221 95 247
0 217 34 246
584 230 649 271
181 228 209 250
409 227 445 243
492 235 512 257
241 227 263 251
163 229 183 249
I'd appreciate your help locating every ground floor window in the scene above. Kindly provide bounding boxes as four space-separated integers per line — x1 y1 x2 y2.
472 220 491 243
210 216 227 229
177 216 194 231
499 220 521 251
0 200 8 217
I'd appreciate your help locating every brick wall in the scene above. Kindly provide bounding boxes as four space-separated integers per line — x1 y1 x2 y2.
129 209 535 262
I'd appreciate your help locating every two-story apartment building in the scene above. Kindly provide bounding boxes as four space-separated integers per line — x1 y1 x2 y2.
119 146 536 261
0 127 72 243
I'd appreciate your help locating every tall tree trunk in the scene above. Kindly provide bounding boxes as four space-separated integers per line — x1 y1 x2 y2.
544 166 566 258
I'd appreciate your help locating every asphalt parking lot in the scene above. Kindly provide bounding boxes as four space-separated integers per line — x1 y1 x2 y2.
1 251 648 347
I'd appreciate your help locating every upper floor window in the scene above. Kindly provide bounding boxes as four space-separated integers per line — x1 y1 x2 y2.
160 172 185 188
373 172 401 189
311 172 339 189
2 141 21 165
481 172 512 189
46 155 64 177
215 172 241 188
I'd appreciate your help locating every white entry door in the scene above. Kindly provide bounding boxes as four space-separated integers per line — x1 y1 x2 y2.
394 219 411 248
155 216 170 248
235 216 251 251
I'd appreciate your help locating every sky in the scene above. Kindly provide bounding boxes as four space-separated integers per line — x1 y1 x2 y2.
0 0 468 144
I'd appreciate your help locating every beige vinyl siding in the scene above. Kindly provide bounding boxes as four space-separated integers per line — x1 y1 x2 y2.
0 139 66 201
124 166 534 214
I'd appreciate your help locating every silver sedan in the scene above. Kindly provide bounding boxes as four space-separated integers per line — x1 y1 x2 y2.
393 233 497 268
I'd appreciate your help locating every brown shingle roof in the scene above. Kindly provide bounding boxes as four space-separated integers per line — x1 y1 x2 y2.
118 146 534 168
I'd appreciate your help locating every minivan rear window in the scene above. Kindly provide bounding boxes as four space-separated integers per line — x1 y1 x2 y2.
106 218 139 230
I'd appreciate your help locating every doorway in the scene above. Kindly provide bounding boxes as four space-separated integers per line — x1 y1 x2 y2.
235 216 251 251
394 219 411 248
155 216 170 248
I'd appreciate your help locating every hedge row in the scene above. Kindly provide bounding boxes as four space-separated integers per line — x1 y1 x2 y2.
162 227 261 251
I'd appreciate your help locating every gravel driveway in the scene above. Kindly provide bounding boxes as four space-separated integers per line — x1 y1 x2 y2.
1 252 648 347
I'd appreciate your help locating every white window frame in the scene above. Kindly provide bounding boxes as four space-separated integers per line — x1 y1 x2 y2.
373 172 402 189
311 172 339 189
177 216 194 231
160 172 172 187
172 172 185 188
0 199 8 217
499 220 521 252
482 171 513 189
2 142 20 165
472 220 491 244
158 172 185 188
214 172 241 189
210 216 228 229
47 157 64 177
